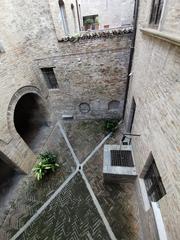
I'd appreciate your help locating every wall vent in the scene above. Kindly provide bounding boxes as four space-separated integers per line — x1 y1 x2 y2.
111 150 134 167
103 145 137 183
62 114 74 120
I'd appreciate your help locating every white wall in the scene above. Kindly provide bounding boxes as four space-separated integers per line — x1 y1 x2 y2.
79 0 135 29
49 0 80 38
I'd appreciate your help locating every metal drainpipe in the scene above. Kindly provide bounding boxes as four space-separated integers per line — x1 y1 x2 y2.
122 0 140 119
75 0 81 31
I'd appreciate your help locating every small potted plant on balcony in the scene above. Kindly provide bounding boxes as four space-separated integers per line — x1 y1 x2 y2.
84 18 94 31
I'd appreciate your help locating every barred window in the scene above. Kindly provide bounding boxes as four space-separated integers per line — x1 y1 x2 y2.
144 157 166 202
41 68 59 89
149 0 164 26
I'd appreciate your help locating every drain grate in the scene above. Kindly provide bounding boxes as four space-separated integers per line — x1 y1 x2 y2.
111 150 134 167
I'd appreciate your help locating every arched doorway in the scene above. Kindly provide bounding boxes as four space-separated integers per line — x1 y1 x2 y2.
13 93 49 152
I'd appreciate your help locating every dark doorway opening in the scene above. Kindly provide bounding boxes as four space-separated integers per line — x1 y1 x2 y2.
0 153 24 224
14 93 50 152
127 97 136 133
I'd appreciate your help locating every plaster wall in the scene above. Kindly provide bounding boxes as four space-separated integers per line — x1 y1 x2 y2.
79 0 135 29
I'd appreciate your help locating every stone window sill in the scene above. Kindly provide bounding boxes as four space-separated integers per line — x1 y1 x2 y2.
49 89 60 92
151 202 168 240
140 28 180 47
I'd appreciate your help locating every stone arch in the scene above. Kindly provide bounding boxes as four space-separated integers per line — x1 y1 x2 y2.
108 100 120 110
7 86 50 152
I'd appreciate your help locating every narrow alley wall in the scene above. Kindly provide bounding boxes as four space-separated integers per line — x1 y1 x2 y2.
124 0 180 239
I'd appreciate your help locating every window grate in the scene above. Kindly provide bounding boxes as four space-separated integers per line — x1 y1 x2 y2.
111 150 134 167
149 0 164 26
144 159 166 202
41 68 59 89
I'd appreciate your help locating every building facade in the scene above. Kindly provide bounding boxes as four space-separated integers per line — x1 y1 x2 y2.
125 0 180 239
79 0 135 30
0 0 179 239
0 0 132 173
49 0 80 38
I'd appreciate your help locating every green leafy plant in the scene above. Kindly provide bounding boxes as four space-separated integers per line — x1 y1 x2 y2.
84 18 94 25
104 119 119 133
33 152 59 181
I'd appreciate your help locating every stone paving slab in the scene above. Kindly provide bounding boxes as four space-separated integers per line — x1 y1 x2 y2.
62 120 106 163
17 173 111 240
0 127 76 240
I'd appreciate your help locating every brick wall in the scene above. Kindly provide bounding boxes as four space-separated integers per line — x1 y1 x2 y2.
125 0 180 239
0 0 132 172
36 33 132 120
0 0 61 172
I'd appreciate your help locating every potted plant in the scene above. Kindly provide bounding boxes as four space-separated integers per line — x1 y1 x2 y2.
84 18 94 31
33 152 60 181
103 119 119 134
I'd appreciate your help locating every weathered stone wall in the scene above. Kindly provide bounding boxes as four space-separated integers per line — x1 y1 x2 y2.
49 0 80 39
0 0 132 173
0 0 61 172
159 0 180 34
36 33 132 120
79 0 134 29
125 0 180 239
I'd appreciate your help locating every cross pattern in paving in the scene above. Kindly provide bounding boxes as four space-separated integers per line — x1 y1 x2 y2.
17 174 111 240
1 120 141 240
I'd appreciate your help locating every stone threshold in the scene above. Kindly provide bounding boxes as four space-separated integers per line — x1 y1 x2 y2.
140 28 180 47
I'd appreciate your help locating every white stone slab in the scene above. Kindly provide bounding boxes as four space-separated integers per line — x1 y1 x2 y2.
151 202 168 240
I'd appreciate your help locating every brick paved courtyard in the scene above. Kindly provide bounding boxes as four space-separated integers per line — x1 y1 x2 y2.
84 145 142 240
62 120 106 163
0 120 142 240
17 173 111 240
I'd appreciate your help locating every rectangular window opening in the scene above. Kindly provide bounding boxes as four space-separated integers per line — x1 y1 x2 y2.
144 154 166 202
41 68 59 89
149 0 164 27
83 15 99 30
